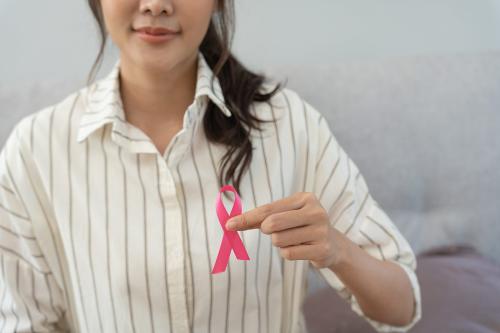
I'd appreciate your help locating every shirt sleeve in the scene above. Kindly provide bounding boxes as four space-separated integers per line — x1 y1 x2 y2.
308 102 422 332
0 120 68 332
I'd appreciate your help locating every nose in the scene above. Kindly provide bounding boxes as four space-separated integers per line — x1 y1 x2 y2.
140 0 174 16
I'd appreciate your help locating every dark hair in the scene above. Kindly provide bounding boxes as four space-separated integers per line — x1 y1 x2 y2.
86 0 285 196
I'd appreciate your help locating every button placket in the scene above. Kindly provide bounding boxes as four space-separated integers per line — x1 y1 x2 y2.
156 155 190 331
160 165 168 188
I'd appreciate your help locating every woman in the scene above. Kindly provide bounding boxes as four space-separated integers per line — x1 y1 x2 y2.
0 0 421 332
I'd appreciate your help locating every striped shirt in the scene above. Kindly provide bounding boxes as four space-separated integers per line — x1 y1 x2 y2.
0 51 421 333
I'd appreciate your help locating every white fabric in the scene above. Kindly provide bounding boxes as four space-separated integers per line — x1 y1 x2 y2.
0 51 420 332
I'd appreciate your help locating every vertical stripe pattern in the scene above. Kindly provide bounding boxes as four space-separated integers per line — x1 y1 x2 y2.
0 52 420 333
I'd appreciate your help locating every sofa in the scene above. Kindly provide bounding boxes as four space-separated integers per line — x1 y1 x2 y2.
265 51 500 332
2 50 500 332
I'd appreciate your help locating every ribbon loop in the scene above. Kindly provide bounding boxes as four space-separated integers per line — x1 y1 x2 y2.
212 185 250 274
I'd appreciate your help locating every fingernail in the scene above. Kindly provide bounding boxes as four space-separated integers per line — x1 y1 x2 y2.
226 218 237 230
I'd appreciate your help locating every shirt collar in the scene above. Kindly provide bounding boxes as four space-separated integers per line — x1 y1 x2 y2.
77 50 232 143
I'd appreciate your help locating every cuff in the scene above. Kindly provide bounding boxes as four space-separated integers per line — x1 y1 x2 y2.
317 260 422 333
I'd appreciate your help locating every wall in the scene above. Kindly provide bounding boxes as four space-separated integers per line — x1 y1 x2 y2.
1 0 499 91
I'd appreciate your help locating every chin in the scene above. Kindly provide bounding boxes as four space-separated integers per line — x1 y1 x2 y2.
141 56 178 71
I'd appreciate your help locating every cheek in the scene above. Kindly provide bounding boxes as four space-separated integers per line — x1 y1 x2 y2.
180 1 214 41
100 0 134 44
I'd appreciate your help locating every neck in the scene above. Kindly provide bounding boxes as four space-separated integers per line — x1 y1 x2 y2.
118 52 198 127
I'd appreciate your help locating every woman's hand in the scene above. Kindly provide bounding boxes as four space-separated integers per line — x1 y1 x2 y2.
226 191 417 327
225 192 341 269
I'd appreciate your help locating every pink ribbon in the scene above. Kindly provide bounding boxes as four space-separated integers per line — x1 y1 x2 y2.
212 185 250 274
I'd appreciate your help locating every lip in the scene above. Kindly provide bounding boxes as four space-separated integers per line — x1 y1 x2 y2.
133 27 179 44
134 26 179 35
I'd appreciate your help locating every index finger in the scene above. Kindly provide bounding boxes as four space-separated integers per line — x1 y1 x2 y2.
225 192 306 231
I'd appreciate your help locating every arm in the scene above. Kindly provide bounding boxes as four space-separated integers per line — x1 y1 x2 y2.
0 119 68 332
328 226 415 326
225 96 421 332
311 105 421 332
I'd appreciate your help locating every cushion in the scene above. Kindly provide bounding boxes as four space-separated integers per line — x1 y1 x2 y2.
303 245 500 333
